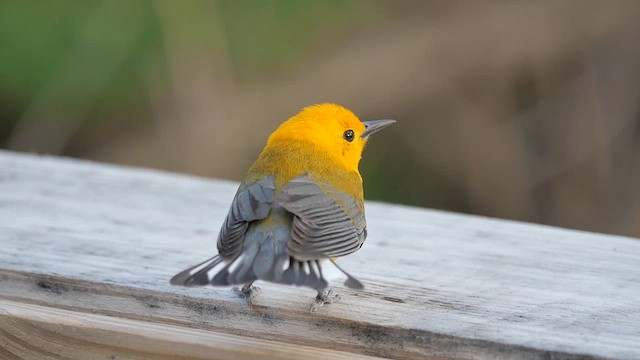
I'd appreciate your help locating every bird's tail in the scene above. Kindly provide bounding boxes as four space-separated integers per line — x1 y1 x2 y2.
170 255 224 287
208 238 332 290
330 259 364 290
172 246 330 290
170 245 363 290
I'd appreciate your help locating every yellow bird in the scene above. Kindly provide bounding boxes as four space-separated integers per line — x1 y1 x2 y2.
171 104 395 311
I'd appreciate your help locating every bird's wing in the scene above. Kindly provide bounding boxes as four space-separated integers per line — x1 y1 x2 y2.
277 174 367 261
216 175 275 259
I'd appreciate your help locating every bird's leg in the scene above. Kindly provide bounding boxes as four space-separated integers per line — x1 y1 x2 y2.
232 282 261 304
310 289 342 312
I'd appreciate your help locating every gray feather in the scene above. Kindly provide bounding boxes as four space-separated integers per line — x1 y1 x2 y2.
217 176 275 259
226 242 260 285
171 173 365 291
169 255 223 287
253 237 276 280
276 174 367 261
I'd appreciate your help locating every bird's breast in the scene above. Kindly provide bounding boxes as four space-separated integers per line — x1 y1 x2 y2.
246 141 363 197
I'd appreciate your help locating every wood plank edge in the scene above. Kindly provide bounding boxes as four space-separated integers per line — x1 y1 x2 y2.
0 269 605 360
0 298 387 360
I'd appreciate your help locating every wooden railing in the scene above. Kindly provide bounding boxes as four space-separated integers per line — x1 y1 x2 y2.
1 150 638 359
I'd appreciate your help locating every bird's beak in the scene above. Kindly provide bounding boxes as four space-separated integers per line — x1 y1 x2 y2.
361 119 396 138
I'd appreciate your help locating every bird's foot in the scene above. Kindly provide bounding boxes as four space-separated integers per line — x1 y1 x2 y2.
310 289 342 312
232 283 261 304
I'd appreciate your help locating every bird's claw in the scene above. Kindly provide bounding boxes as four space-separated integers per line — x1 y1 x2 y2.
310 289 342 312
232 284 261 304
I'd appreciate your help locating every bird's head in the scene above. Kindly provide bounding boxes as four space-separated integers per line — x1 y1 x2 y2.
267 103 395 172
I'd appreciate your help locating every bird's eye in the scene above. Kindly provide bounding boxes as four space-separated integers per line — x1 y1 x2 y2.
343 129 355 142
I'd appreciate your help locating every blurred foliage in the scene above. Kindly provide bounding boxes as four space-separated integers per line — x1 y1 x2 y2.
360 129 467 211
0 0 375 139
0 2 153 106
219 0 375 79
2 0 640 237
0 1 371 107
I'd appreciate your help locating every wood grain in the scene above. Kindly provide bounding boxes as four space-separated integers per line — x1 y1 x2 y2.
0 298 384 360
1 150 639 359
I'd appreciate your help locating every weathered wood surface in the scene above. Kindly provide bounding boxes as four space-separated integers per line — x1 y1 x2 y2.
0 150 639 360
0 298 382 360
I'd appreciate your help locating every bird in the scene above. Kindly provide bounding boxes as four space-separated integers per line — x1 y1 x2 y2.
170 103 395 311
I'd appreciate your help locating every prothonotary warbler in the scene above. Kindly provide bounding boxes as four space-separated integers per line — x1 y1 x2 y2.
171 103 395 312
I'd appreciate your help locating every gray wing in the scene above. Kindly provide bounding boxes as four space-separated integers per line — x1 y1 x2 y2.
276 174 367 261
217 175 275 259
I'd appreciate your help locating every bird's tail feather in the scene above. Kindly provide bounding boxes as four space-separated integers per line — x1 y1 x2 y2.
224 243 259 285
211 238 329 289
330 259 364 289
171 247 354 291
280 258 328 290
170 255 224 287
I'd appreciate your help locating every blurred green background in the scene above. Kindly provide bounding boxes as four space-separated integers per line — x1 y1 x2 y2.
2 0 640 237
